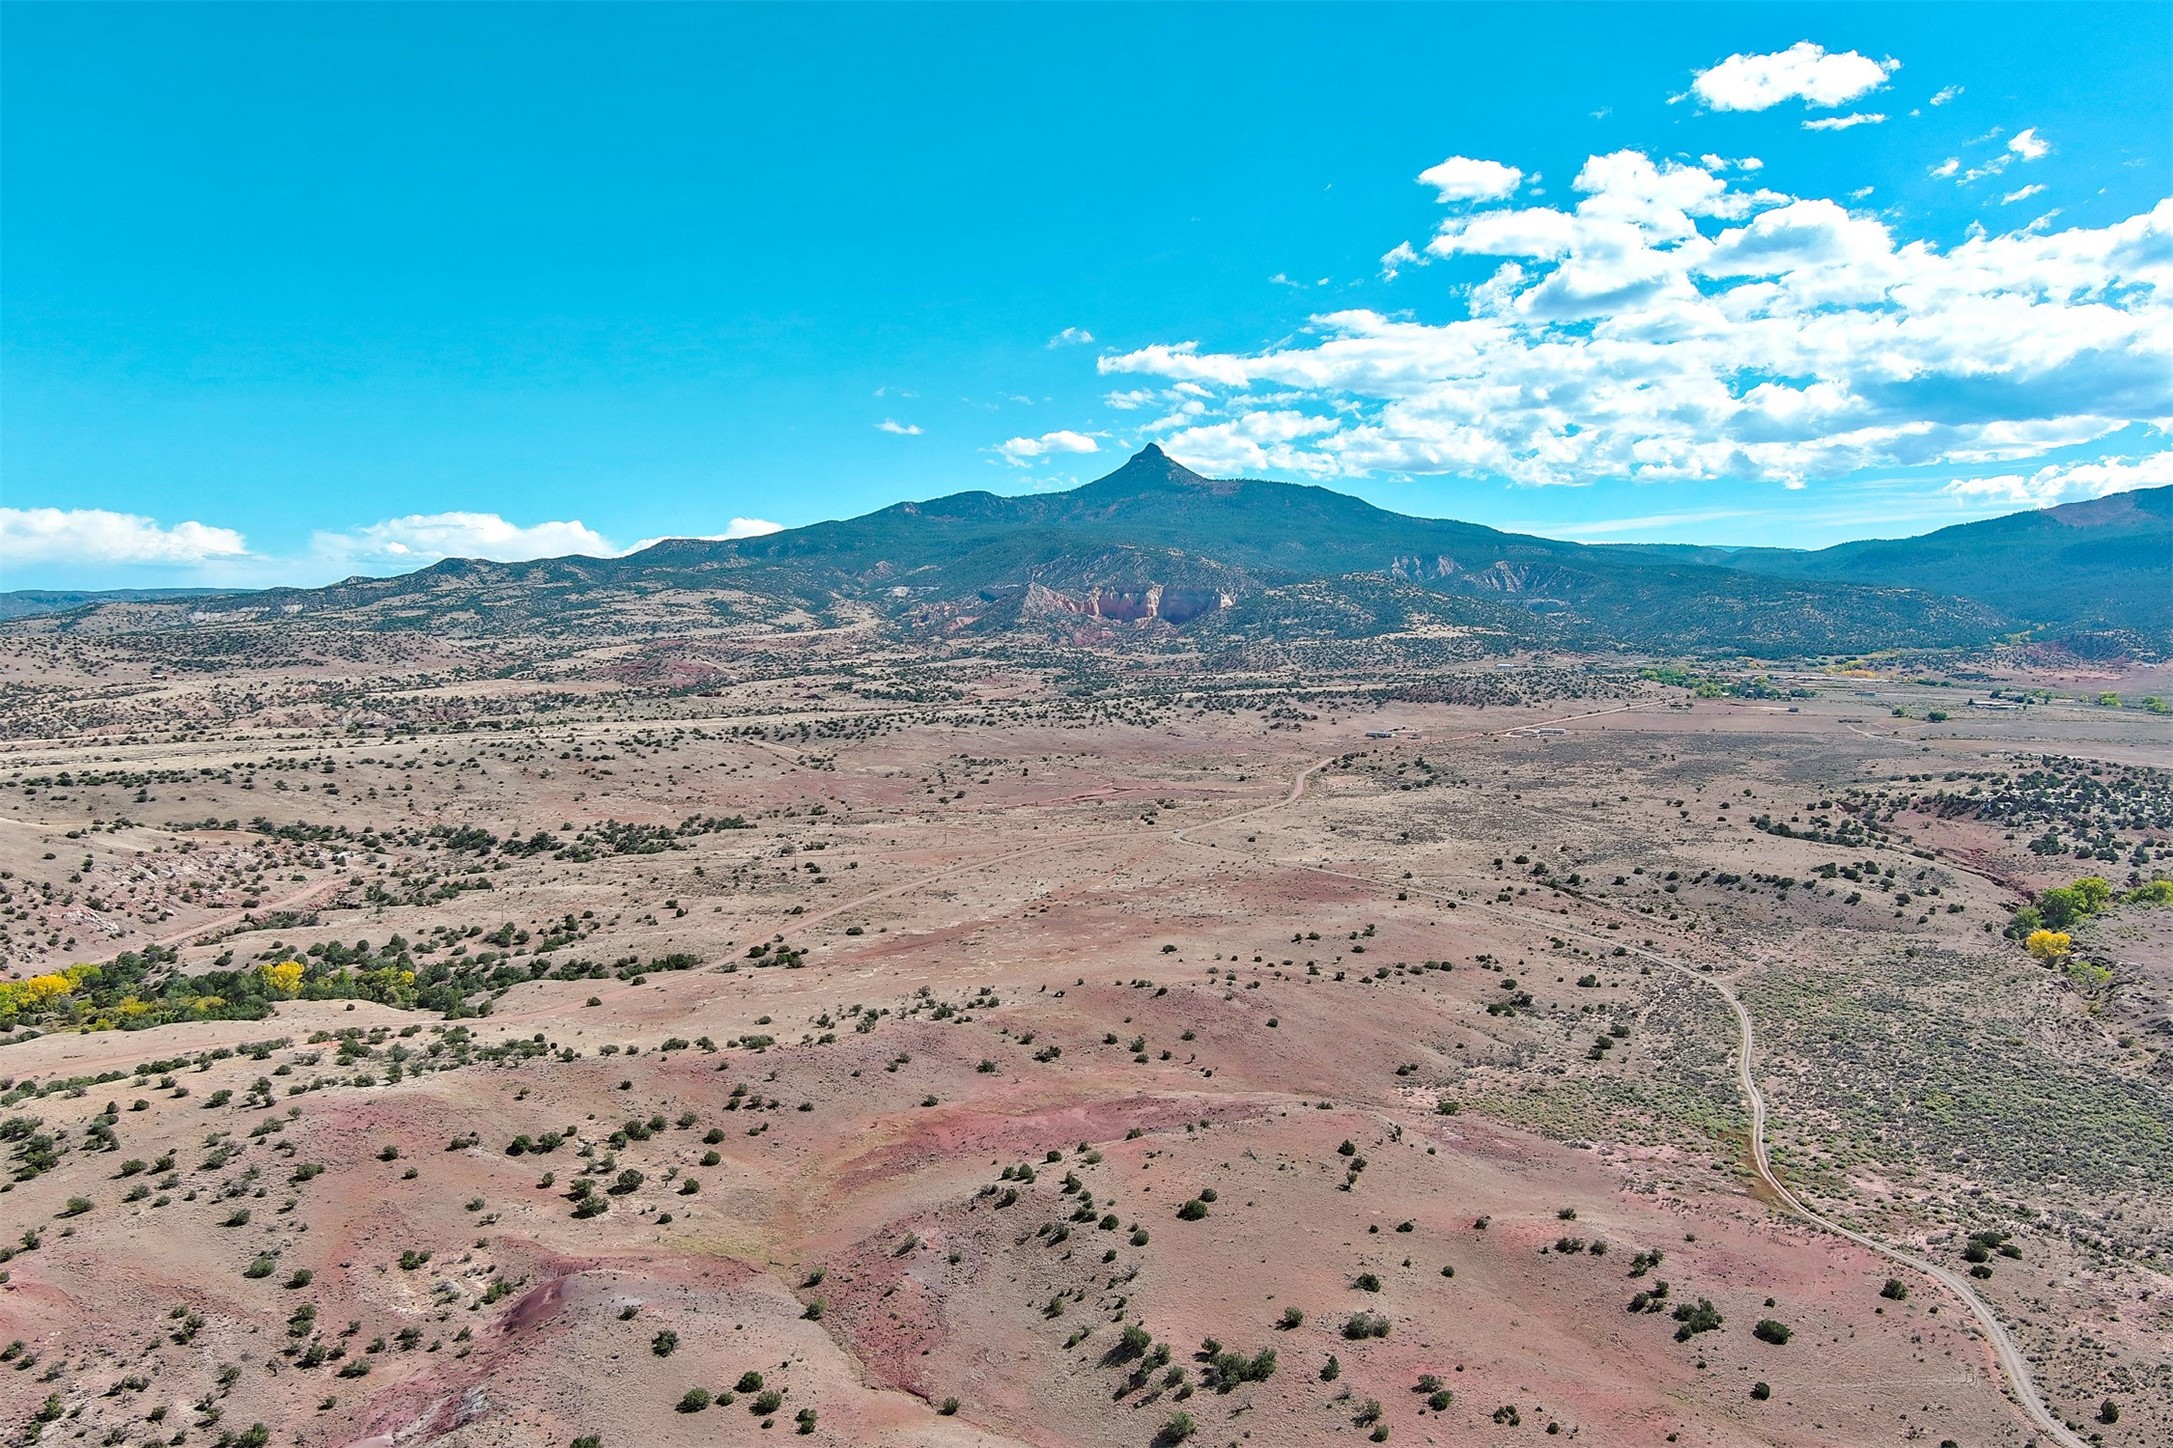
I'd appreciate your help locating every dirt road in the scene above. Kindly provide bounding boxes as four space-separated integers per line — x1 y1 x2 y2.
1187 740 2091 1448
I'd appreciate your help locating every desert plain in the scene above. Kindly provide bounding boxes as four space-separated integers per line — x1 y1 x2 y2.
0 624 2166 1448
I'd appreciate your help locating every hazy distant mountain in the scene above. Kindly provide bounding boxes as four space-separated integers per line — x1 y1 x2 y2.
17 448 2165 657
0 587 224 621
1606 485 2171 637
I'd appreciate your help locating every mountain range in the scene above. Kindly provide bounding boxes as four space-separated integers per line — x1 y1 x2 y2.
9 447 2167 657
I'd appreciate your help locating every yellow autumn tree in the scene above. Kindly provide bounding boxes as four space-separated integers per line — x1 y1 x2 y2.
2024 929 2072 963
0 964 99 1024
260 960 305 998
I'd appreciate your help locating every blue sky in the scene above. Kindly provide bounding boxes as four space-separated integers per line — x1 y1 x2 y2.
4 3 2168 590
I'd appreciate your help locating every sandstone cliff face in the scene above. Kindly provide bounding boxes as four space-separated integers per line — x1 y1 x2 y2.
1021 582 1232 625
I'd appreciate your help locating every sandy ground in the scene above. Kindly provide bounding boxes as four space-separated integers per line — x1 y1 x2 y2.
0 637 2166 1447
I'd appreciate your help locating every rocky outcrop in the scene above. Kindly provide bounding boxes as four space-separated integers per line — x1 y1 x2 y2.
1391 554 1578 600
1021 582 1232 625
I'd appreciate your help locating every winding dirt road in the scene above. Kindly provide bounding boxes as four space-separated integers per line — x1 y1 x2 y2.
1176 737 2089 1448
1683 953 2088 1448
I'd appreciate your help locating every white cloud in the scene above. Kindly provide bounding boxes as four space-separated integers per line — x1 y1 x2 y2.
1942 132 2048 188
996 430 1100 464
0 508 249 568
2001 184 2046 205
5 504 800 587
627 518 784 552
1047 327 1096 347
1416 155 1523 202
1429 206 1577 260
1526 507 1758 539
1692 42 1898 112
1943 452 2173 506
1801 112 1886 131
1930 84 1963 106
1097 148 2173 493
1701 197 1894 276
312 512 615 567
1380 241 1423 279
875 418 923 435
1150 409 1343 479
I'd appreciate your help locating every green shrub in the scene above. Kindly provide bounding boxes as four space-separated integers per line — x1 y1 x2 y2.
1154 1410 1196 1445
1672 1299 1723 1340
1343 1311 1391 1340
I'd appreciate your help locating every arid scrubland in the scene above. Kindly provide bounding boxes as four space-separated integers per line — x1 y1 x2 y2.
0 623 2166 1448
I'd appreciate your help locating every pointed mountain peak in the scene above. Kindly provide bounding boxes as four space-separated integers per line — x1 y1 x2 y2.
1083 443 1221 494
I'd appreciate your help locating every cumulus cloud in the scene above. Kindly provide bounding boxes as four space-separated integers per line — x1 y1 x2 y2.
1416 155 1523 202
342 512 786 565
1930 157 1960 178
5 503 799 587
1930 84 1963 106
1097 146 2173 493
1943 452 2173 506
627 517 785 552
1047 327 1096 347
876 418 923 435
1691 42 1898 112
2009 127 2051 160
312 512 616 568
1801 112 1886 131
2002 183 2046 205
996 430 1099 464
1129 408 1343 480
0 508 250 568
